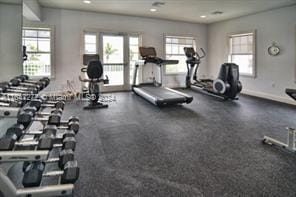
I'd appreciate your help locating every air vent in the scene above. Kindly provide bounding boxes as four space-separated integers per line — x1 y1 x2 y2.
211 11 224 15
152 2 165 7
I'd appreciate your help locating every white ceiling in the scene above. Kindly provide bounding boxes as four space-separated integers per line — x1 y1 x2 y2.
37 0 296 24
2 0 296 23
0 0 21 4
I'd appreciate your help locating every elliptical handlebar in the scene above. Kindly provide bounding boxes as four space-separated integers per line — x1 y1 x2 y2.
195 48 206 59
79 75 109 84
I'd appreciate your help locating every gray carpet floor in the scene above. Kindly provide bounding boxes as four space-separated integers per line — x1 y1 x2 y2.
59 90 296 197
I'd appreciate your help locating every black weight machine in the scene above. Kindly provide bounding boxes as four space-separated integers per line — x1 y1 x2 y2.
184 47 242 100
79 54 109 110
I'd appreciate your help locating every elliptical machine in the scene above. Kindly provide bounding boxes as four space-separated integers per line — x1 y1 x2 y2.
184 47 242 100
79 54 109 109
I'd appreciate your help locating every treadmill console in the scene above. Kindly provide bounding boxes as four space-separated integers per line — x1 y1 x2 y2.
139 47 179 65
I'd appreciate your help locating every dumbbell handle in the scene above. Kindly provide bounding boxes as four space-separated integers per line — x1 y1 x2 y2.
41 103 60 108
19 82 37 87
16 140 64 148
33 117 50 122
6 89 30 93
0 102 11 107
35 110 61 117
8 86 30 90
43 170 64 177
0 150 49 162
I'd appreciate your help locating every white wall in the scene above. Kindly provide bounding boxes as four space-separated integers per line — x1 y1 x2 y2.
24 8 207 89
23 0 42 21
0 3 22 81
208 5 296 104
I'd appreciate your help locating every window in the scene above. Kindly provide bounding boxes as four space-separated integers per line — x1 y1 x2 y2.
129 36 140 84
229 32 256 77
22 28 53 77
165 36 196 74
84 33 97 54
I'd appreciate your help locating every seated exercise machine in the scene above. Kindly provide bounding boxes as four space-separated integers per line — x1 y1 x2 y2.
262 88 296 152
184 47 242 100
79 54 109 110
132 47 193 107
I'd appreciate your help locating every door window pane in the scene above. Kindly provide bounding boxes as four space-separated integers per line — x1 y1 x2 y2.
103 35 124 85
38 38 50 52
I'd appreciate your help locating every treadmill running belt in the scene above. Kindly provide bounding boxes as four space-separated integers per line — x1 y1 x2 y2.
133 86 193 106
141 86 185 99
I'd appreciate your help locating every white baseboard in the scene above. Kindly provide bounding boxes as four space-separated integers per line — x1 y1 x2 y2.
242 89 296 105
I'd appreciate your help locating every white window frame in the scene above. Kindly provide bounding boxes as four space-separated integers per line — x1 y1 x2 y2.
82 29 142 90
228 30 256 78
22 25 55 78
164 35 196 75
83 31 99 55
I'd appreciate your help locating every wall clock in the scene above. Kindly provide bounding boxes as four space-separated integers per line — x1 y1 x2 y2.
268 42 280 56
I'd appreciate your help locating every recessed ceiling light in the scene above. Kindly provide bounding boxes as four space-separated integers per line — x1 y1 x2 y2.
150 8 157 12
83 0 91 4
200 15 207 18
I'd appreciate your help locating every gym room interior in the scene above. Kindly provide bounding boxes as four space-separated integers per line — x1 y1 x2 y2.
0 0 296 196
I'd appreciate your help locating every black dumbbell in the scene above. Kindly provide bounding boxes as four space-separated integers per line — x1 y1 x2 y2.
29 98 65 110
6 123 75 143
22 147 76 171
0 99 24 107
17 111 79 133
54 116 80 133
0 82 37 95
23 160 79 187
16 75 50 89
22 106 63 118
10 78 42 91
0 129 76 151
21 75 50 86
15 76 45 90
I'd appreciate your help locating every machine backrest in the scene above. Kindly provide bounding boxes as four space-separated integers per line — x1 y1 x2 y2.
184 47 195 58
217 63 240 81
83 54 100 66
87 60 103 79
139 47 157 59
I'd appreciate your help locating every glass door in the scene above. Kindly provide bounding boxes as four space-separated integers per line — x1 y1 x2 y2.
100 34 127 92
94 33 141 92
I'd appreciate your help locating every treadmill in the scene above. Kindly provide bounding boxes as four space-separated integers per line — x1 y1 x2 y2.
132 47 193 107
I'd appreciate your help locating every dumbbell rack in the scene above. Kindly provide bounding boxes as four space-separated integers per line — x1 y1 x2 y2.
0 75 79 197
0 164 74 197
